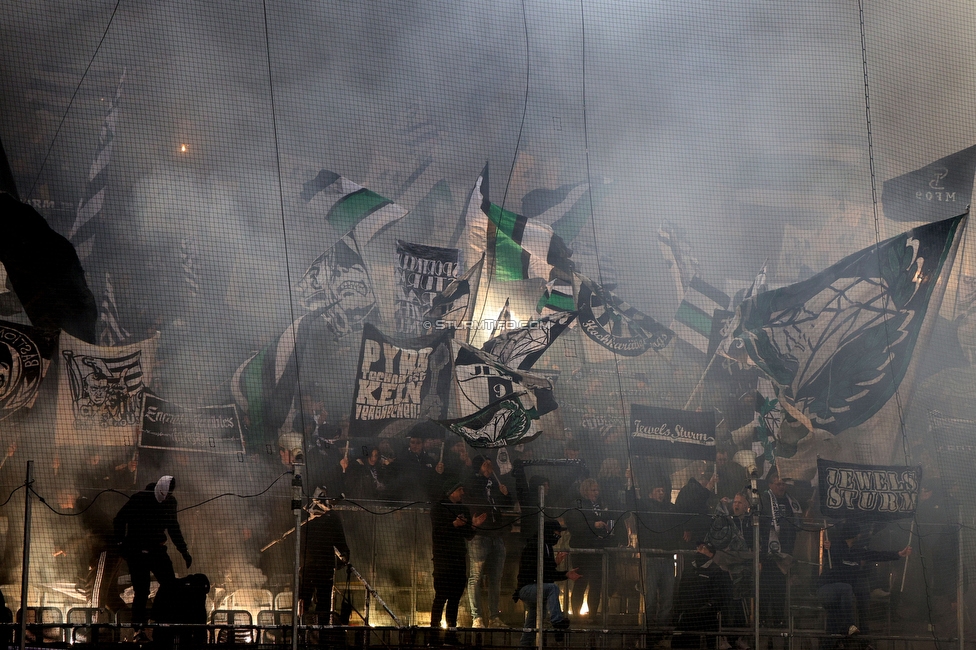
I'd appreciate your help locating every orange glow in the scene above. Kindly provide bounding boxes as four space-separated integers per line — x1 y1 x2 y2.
180 144 188 153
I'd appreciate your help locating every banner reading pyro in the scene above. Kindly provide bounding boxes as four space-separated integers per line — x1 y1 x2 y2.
816 458 920 520
140 394 245 454
629 404 715 460
349 324 453 435
394 241 459 336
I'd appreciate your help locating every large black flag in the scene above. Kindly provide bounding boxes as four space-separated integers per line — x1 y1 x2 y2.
0 194 97 343
882 145 976 222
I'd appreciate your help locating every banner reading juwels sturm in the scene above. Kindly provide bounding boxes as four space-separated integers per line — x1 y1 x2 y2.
0 320 56 420
57 331 158 446
140 394 245 454
629 404 716 460
394 241 459 336
816 458 920 520
349 324 453 435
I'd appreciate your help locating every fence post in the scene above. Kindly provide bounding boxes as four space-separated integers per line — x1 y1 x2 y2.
19 460 33 650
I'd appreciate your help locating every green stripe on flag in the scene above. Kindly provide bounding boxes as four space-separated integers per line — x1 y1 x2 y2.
675 300 713 337
326 188 392 233
487 203 531 281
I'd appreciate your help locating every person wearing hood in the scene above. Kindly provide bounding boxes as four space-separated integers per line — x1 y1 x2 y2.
513 519 580 646
113 475 192 636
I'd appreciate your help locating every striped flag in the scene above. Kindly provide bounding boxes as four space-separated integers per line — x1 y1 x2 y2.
70 70 124 261
97 272 129 347
536 278 575 314
670 276 731 354
658 220 729 354
521 179 610 244
301 170 407 245
180 237 201 297
463 165 573 282
231 308 328 444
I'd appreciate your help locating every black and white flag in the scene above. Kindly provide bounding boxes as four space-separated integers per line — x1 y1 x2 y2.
349 324 454 435
296 235 376 338
394 240 459 336
97 272 130 347
481 310 577 370
630 404 716 460
140 394 245 454
817 458 920 520
0 320 57 421
69 70 124 261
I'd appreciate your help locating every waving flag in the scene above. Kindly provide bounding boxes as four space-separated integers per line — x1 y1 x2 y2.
301 170 407 244
537 278 575 315
424 256 484 328
482 311 577 370
453 340 557 416
521 179 610 244
70 70 124 261
0 320 56 420
576 274 673 356
436 394 541 448
882 145 976 223
97 272 130 347
296 235 376 338
733 214 965 435
463 165 573 282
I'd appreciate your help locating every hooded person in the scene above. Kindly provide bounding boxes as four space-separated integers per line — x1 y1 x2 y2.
113 475 192 638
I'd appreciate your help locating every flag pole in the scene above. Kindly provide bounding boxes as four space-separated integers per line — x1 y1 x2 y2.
683 353 720 410
899 519 914 592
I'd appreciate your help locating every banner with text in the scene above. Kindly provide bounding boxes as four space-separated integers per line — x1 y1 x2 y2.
394 241 459 336
629 404 716 460
140 394 245 454
816 458 920 520
350 324 454 435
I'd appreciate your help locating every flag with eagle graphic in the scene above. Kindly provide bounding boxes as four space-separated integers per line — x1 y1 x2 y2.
733 214 964 435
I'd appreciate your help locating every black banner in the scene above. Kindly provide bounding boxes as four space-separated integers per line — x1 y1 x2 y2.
0 319 56 421
577 277 673 356
349 324 454 435
140 394 245 454
816 458 920 520
629 404 715 460
394 241 459 336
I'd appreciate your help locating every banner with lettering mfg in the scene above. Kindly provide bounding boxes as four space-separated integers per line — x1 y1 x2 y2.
349 324 454 435
629 404 716 460
816 458 920 521
140 394 245 454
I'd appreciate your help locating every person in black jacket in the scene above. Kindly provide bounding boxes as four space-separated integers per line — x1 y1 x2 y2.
430 482 486 639
113 475 192 636
299 500 350 622
672 541 733 649
819 521 911 637
636 482 682 628
566 478 618 618
514 519 580 646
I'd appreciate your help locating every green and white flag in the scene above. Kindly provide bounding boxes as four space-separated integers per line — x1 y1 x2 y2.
435 393 542 448
301 169 408 244
536 278 575 314
671 276 731 354
734 214 965 435
463 164 573 282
